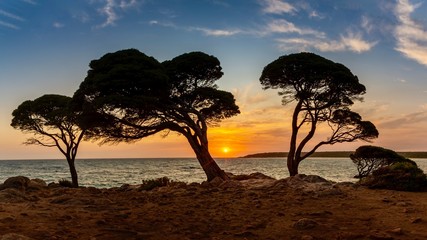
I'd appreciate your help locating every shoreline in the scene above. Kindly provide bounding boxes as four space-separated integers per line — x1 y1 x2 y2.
241 151 427 158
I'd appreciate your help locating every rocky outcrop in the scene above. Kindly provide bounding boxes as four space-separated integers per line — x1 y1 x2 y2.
269 174 344 196
0 176 47 192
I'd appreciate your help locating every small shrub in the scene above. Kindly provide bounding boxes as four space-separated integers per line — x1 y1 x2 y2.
350 145 408 178
58 179 74 188
361 161 427 192
140 177 173 191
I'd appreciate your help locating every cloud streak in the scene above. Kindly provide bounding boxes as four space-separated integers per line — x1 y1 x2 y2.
0 9 25 22
379 110 427 129
260 0 296 14
96 0 140 28
193 27 241 37
276 31 377 53
0 20 19 30
265 19 325 38
394 0 427 66
0 9 25 30
148 1 377 53
149 20 241 37
258 1 376 53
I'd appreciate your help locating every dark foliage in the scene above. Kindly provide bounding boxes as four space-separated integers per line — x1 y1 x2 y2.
58 179 75 188
361 161 427 192
140 177 173 191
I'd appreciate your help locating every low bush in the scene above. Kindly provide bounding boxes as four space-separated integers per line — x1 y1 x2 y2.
140 177 173 191
361 161 427 192
350 145 409 178
58 179 75 188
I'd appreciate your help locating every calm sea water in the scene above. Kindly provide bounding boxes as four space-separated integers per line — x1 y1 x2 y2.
1 158 426 188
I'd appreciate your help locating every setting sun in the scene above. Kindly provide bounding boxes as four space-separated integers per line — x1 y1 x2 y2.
222 147 230 154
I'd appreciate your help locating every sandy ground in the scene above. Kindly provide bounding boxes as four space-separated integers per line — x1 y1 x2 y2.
0 174 426 240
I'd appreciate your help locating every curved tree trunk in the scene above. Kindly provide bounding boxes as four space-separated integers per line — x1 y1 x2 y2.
288 100 303 177
66 158 79 188
182 129 229 181
195 145 229 181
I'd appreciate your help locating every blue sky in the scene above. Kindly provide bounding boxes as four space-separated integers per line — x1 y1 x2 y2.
0 0 426 159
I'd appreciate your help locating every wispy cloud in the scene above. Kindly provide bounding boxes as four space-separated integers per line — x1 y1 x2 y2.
192 27 241 37
379 111 427 129
394 0 427 66
256 1 377 53
341 31 378 53
0 20 19 30
361 15 374 34
149 20 241 37
53 22 65 28
265 19 325 38
309 10 325 19
119 0 138 9
0 9 24 30
260 0 296 15
95 0 140 28
276 31 377 53
0 9 25 22
98 0 118 28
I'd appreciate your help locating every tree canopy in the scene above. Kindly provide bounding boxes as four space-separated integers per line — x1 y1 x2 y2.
11 94 86 187
260 52 379 176
73 49 240 181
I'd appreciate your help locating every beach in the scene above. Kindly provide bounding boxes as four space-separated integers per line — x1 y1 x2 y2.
0 174 426 240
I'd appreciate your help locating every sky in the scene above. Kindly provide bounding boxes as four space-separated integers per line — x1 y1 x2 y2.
0 0 426 160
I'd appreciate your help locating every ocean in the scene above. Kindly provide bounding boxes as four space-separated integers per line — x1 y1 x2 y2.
1 158 427 188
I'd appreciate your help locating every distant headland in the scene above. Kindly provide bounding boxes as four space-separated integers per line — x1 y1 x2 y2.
240 151 427 158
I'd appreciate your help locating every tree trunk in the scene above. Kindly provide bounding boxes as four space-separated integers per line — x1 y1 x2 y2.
195 146 229 181
287 100 303 177
288 156 299 176
67 158 79 188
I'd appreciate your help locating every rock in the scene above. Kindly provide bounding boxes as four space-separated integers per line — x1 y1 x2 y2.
293 218 318 230
0 176 30 191
0 233 34 240
27 179 47 191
